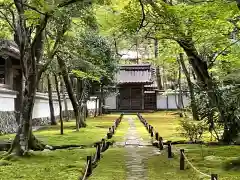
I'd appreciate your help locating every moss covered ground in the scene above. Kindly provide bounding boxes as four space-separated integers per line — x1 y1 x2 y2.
0 114 120 180
139 112 240 180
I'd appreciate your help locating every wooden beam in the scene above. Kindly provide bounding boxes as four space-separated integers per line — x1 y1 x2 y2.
5 58 13 88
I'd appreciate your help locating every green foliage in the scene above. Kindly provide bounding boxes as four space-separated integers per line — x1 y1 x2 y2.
72 70 100 82
178 118 207 141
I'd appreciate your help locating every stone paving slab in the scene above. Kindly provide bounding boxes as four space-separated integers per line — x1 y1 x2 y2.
122 116 157 180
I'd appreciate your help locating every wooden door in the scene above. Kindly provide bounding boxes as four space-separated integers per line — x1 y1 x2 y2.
131 87 142 110
119 88 130 110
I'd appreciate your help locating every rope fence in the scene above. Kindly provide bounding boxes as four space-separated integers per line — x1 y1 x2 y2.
79 113 124 180
137 113 218 180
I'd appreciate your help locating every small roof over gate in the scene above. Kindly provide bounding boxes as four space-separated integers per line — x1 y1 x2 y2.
116 64 154 84
0 40 20 60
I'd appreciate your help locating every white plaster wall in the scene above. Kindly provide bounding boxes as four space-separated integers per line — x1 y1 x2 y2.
32 98 50 118
168 95 177 109
32 93 99 119
87 98 98 110
105 93 116 109
32 93 74 119
66 98 73 111
156 93 190 110
156 94 167 109
0 96 16 111
0 90 17 111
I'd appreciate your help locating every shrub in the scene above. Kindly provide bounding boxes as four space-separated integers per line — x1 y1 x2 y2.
178 118 207 141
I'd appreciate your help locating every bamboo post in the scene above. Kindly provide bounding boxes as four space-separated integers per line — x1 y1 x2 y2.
180 149 185 170
159 137 164 150
168 141 172 158
87 156 92 176
211 174 218 180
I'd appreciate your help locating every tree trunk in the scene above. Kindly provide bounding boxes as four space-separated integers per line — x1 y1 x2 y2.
14 71 45 155
94 98 98 117
47 74 57 125
177 38 234 142
154 39 163 90
178 53 199 120
98 84 103 116
54 74 63 135
60 78 69 121
57 56 85 130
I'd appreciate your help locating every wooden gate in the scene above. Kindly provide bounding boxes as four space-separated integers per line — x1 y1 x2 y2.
118 86 143 110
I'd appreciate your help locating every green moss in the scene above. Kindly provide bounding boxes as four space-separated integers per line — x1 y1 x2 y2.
0 115 121 180
0 148 95 180
141 112 184 141
111 116 129 143
143 112 240 180
0 115 120 146
88 148 127 180
133 116 151 141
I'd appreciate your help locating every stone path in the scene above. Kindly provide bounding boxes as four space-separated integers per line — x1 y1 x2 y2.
122 116 159 180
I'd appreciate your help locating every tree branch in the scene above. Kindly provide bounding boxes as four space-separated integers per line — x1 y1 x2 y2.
138 0 146 32
0 10 14 30
23 3 46 15
58 0 91 8
209 39 240 65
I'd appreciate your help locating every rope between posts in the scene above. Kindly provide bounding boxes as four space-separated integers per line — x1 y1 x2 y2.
182 152 211 178
81 160 90 180
171 144 211 178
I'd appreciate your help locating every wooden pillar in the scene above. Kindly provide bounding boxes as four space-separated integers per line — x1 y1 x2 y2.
5 58 13 88
116 88 119 110
142 84 144 110
129 87 132 109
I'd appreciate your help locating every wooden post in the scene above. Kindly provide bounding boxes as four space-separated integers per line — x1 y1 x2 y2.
101 138 105 152
96 142 101 161
148 125 151 133
142 84 144 110
159 137 164 150
211 174 218 180
87 156 92 176
106 141 111 150
151 131 154 137
107 132 112 139
180 149 185 170
112 126 115 134
155 132 159 141
168 141 172 158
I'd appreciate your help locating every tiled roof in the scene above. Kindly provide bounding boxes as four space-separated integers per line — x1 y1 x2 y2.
116 64 154 84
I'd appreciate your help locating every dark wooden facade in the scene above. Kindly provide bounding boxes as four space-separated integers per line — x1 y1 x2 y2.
117 84 157 111
114 64 158 111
